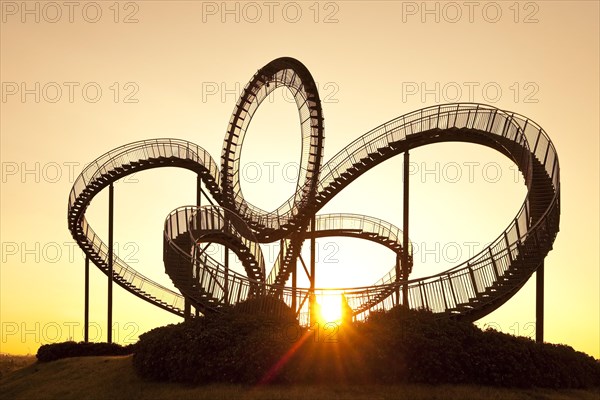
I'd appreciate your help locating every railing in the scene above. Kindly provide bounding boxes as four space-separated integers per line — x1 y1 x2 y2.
265 212 411 288
258 104 537 293
309 213 402 245
68 138 220 217
221 61 324 235
316 104 535 197
336 105 559 316
266 237 291 285
69 102 559 322
190 104 558 318
68 139 223 314
165 206 316 309
79 217 185 311
165 206 239 307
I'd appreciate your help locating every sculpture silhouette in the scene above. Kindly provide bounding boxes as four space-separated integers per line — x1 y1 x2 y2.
68 57 560 331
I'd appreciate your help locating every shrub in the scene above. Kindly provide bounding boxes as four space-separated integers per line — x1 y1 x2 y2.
356 307 600 388
36 341 132 362
133 297 302 384
132 304 600 388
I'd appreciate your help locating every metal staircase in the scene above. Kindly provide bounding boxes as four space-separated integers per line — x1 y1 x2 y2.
68 58 559 324
68 139 224 315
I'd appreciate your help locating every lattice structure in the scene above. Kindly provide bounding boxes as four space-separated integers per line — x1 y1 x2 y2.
68 58 560 338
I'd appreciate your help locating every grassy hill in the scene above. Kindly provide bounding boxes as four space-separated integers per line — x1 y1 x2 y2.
0 355 598 400
0 354 36 378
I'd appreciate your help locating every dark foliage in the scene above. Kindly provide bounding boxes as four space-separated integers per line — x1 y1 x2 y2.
133 305 600 388
133 297 302 384
227 296 299 322
356 307 600 388
36 341 133 362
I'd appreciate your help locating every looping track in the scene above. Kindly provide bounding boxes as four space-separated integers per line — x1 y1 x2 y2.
68 57 560 322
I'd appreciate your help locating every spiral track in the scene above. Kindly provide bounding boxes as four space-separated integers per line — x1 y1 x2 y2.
68 58 559 322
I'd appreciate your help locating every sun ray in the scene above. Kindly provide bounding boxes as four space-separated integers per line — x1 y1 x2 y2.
317 294 342 324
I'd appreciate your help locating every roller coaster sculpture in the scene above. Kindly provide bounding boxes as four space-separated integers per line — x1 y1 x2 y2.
68 58 560 338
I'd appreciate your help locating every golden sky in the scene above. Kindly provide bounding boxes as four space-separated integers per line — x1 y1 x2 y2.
1 1 598 358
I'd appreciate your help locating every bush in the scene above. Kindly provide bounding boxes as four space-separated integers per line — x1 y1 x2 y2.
132 304 600 388
36 341 132 362
228 295 298 322
356 307 600 388
133 297 302 384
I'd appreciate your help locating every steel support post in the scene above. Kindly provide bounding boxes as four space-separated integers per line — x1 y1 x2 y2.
402 151 410 307
107 183 114 343
536 262 544 343
84 256 89 342
309 216 316 325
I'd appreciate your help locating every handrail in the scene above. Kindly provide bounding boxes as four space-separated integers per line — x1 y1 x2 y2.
68 98 559 321
160 103 558 317
68 139 224 314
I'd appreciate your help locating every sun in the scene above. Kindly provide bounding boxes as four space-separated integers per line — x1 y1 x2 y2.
317 294 343 324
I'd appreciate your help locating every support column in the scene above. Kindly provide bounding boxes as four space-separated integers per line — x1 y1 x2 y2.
536 262 544 343
197 174 202 208
84 256 89 342
394 255 400 306
222 171 229 303
184 301 191 321
402 151 410 308
107 183 114 343
224 239 229 304
309 216 316 325
186 174 203 321
288 239 296 313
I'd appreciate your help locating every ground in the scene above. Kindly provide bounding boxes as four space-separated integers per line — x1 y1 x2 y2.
0 355 598 400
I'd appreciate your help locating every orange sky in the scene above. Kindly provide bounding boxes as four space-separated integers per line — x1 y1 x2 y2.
1 1 598 358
